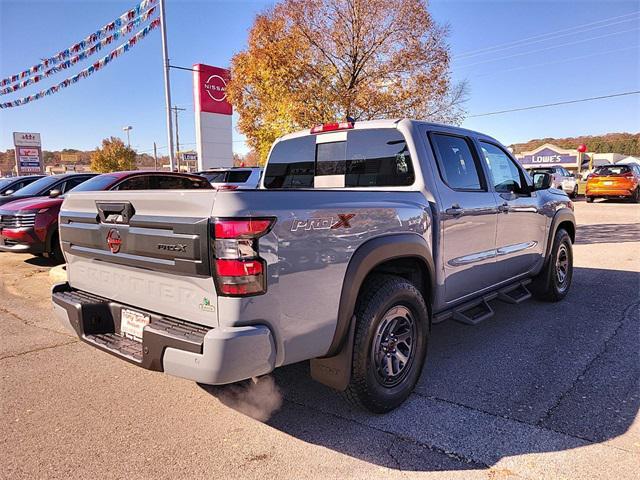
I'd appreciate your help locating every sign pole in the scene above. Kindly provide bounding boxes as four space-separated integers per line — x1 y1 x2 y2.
159 0 175 171
153 142 158 170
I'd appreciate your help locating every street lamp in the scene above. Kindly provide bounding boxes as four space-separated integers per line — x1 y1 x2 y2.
122 126 133 148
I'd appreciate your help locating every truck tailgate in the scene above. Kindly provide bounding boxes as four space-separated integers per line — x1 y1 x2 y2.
59 190 219 327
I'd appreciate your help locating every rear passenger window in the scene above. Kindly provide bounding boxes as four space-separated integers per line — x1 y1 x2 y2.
227 171 251 183
264 129 414 188
151 175 210 189
430 134 483 190
264 136 316 189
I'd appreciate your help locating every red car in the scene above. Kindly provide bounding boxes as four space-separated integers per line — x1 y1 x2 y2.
0 171 211 261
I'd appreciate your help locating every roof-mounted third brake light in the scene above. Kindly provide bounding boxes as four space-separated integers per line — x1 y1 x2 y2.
310 121 354 134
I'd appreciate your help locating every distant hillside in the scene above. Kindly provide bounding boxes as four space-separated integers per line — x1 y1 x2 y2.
510 133 639 156
0 148 164 175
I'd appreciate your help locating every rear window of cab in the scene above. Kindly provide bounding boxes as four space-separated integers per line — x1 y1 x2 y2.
263 129 414 189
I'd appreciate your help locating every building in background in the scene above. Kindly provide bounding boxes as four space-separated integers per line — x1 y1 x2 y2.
515 143 631 176
45 164 92 175
588 152 627 166
618 155 640 165
179 151 198 172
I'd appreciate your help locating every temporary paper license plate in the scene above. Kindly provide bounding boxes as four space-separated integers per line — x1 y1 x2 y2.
604 181 613 185
120 309 150 342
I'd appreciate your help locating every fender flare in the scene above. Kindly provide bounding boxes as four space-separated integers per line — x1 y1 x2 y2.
310 233 435 391
545 208 576 259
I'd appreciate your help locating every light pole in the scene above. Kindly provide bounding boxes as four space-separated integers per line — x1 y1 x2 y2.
171 106 185 171
159 0 175 171
122 126 133 148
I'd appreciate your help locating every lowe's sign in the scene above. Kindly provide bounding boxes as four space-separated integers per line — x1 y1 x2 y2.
517 145 579 167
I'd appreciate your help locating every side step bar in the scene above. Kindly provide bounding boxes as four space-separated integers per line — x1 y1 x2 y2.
433 280 532 326
453 299 494 326
498 282 532 304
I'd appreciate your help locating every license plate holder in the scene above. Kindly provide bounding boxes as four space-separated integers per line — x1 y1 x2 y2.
604 181 613 185
120 308 150 342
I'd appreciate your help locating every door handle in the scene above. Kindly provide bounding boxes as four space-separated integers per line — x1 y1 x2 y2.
498 202 509 213
445 204 464 216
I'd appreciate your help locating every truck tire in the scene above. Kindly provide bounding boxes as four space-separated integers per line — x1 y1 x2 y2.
531 228 573 302
586 196 594 203
344 275 429 413
50 232 64 264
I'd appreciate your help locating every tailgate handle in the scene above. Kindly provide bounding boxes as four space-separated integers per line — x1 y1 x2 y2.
96 202 135 224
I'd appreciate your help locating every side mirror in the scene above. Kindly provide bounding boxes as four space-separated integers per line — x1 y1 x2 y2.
3 189 15 196
532 172 552 191
49 189 62 198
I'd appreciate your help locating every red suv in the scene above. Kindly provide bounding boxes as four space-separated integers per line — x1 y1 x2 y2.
0 171 211 261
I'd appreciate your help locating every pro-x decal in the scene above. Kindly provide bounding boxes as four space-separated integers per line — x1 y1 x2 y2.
290 214 356 232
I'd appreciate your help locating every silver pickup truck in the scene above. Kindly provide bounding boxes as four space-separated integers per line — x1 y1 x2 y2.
52 119 575 412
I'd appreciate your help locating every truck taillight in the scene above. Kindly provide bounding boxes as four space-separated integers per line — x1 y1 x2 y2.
211 218 274 296
214 219 273 239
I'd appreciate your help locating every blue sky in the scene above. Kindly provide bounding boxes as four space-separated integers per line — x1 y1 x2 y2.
0 0 638 155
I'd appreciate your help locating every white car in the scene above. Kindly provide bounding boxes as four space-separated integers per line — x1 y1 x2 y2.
530 166 578 198
197 167 263 190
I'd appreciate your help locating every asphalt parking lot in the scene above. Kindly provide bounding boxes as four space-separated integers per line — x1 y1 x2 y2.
1 200 638 480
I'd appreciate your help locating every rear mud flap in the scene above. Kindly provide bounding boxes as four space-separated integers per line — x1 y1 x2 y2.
310 315 357 391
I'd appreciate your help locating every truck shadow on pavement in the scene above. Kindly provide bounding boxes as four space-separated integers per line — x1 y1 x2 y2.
202 266 639 471
23 255 63 267
575 223 640 244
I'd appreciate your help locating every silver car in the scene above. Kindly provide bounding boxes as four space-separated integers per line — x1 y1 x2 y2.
530 166 578 197
197 167 262 190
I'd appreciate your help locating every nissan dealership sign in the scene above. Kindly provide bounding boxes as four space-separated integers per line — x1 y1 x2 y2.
195 65 232 115
516 144 580 168
192 64 233 169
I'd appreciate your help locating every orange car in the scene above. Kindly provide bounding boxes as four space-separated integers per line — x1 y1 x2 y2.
586 164 640 203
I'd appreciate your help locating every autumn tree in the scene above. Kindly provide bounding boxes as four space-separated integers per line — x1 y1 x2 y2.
511 133 640 156
227 0 466 162
90 137 136 173
233 150 261 167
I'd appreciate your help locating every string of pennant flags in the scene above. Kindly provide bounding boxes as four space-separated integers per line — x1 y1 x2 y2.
0 0 157 88
0 18 161 109
0 5 158 96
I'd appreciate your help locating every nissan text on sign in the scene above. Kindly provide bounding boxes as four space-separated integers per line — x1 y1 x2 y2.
192 64 233 170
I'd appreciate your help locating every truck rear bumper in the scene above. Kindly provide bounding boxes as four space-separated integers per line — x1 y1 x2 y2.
52 282 276 385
